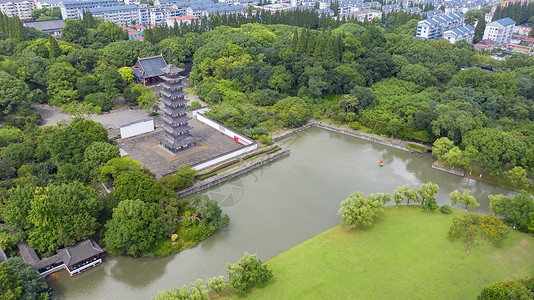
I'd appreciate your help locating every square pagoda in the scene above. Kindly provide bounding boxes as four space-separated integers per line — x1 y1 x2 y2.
159 61 198 153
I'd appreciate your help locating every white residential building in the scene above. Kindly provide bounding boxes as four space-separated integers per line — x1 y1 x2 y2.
0 0 36 19
482 17 515 46
60 0 121 20
36 0 63 9
86 5 140 25
341 9 381 22
443 24 475 44
416 12 465 40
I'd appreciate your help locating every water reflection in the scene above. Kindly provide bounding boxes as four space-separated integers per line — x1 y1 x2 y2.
49 127 514 299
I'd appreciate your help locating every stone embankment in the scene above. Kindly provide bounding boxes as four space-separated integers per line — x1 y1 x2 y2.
431 163 465 176
272 121 424 157
177 147 290 198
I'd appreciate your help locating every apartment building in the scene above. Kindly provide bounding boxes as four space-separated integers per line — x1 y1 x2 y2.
443 24 475 43
416 12 465 40
0 0 36 19
60 0 121 20
482 17 516 46
87 5 140 25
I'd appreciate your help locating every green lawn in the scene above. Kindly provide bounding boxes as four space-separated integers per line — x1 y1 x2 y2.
232 206 534 299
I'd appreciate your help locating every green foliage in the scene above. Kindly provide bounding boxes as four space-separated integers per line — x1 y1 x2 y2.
104 199 164 256
0 228 22 251
272 96 308 127
189 101 201 110
208 276 229 296
84 92 114 112
338 191 385 229
418 182 439 211
0 71 31 115
0 262 22 300
489 192 534 231
226 252 273 296
478 277 534 300
83 141 120 179
450 189 480 211
98 157 143 183
6 257 46 300
440 204 452 214
158 166 196 191
27 183 102 252
110 170 174 203
189 194 230 229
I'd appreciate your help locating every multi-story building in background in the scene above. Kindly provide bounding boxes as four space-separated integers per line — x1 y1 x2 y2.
482 17 516 46
0 0 36 19
443 24 475 43
60 0 121 20
416 12 465 40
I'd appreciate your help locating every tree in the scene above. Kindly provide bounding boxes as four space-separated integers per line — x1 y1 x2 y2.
0 262 22 300
450 189 480 211
158 166 196 191
393 186 405 208
398 64 432 86
0 71 31 116
479 215 510 246
338 191 385 229
98 157 143 183
84 92 114 112
27 183 102 252
2 184 35 231
473 15 486 42
504 166 531 190
62 19 88 45
272 97 308 127
432 137 454 160
225 252 273 296
111 170 174 203
190 194 230 229
47 34 61 58
6 257 45 300
118 66 134 83
490 192 534 230
103 199 165 256
418 182 439 211
349 86 376 112
208 276 229 297
84 141 120 179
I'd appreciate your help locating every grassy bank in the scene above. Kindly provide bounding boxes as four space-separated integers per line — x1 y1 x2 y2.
228 206 534 299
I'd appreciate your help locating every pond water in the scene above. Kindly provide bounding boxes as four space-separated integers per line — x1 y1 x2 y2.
48 127 514 299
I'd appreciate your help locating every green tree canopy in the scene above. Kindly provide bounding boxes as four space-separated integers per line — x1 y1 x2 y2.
27 183 102 252
103 199 164 256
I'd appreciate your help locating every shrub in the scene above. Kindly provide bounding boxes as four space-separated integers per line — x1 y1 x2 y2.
259 135 273 145
440 204 452 214
190 101 201 110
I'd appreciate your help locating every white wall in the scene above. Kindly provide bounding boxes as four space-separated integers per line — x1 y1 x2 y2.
192 144 258 171
195 113 254 145
120 118 154 139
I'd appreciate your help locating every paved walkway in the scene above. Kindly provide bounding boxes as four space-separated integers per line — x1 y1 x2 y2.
34 104 152 128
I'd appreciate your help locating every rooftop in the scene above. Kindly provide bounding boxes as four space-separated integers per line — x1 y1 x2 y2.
24 19 66 31
89 4 139 13
132 55 168 79
492 17 516 27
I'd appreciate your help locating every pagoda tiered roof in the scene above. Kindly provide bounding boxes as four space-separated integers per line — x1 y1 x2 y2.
160 89 188 99
162 124 193 135
160 63 184 74
160 96 188 107
161 115 191 126
159 74 186 82
161 134 198 149
160 81 186 90
161 106 188 116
